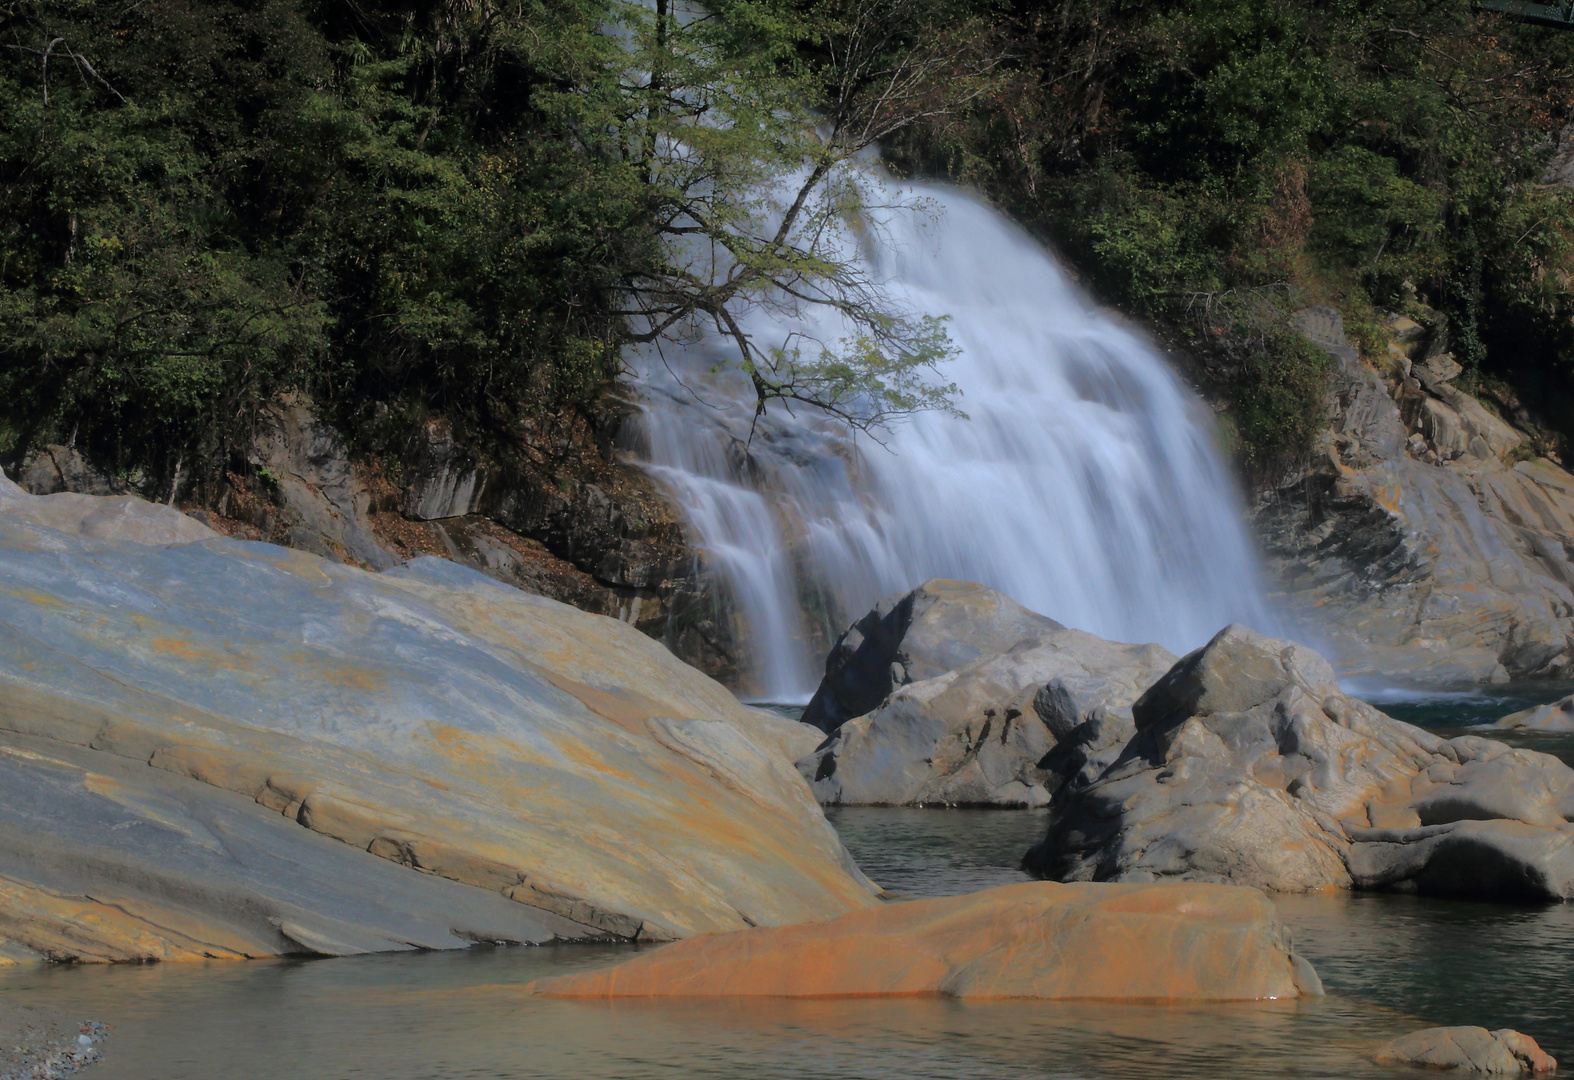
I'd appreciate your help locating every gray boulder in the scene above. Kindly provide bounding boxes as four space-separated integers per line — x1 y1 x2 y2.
0 471 878 960
797 583 1175 807
1374 1027 1557 1074
1495 693 1574 733
1027 625 1574 900
802 579 1063 734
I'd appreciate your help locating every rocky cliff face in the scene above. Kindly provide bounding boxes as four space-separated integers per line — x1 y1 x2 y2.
1254 308 1574 685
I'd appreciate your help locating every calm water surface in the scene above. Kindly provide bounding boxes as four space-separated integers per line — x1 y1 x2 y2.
4 690 1571 1079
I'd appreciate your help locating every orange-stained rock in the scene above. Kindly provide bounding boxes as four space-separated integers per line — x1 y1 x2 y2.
528 880 1318 1001
0 472 878 961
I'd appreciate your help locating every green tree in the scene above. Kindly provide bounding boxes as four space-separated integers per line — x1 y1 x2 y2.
0 0 995 494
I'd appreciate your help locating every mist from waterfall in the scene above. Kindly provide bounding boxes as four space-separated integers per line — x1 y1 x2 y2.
627 183 1275 701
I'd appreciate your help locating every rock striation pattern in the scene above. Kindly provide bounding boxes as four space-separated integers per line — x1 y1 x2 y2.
527 879 1321 1001
1026 624 1574 901
798 582 1175 807
1373 1027 1557 1074
1256 307 1574 685
0 472 876 961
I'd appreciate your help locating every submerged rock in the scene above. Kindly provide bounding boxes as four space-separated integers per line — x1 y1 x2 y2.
0 472 877 961
528 880 1319 1001
1495 694 1574 733
1026 625 1574 901
1373 1027 1557 1074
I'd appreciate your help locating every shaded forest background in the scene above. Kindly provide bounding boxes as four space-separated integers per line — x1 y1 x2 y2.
4 0 1574 496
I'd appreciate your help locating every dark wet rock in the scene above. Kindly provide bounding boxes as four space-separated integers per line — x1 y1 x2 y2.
245 398 401 570
401 419 487 521
798 585 1174 806
801 579 1063 734
1373 1027 1557 1074
1026 625 1574 900
17 444 125 499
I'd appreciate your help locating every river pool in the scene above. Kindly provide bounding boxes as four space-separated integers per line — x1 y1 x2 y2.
3 693 1571 1079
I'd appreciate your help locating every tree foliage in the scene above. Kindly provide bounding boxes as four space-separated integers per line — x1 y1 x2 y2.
894 0 1574 466
0 0 994 492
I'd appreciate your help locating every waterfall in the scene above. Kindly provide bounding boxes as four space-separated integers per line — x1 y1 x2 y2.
628 183 1274 702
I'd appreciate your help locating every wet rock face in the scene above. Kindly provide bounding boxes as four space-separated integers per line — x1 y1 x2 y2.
1254 312 1574 685
1374 1027 1557 1074
796 581 1174 807
0 473 876 961
1026 625 1574 902
528 880 1317 1002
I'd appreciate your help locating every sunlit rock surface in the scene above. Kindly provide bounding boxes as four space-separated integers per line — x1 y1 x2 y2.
0 473 876 961
1374 1027 1557 1074
801 579 1065 733
1027 625 1574 901
1257 309 1574 684
796 580 1175 807
1495 693 1574 733
528 880 1317 1001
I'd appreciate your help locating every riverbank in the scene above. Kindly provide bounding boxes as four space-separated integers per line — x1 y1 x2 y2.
0 1001 105 1080
4 789 1569 1079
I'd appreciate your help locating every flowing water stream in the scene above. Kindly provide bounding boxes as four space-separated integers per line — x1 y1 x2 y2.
628 183 1272 701
7 695 1571 1080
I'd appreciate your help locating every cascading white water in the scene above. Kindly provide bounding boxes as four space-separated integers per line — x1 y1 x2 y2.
629 182 1274 701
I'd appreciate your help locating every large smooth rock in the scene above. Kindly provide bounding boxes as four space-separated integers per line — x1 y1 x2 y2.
528 880 1319 1001
801 580 1062 733
1027 625 1574 900
1373 1027 1557 1074
1255 314 1574 684
0 473 876 960
798 595 1175 806
1495 694 1574 733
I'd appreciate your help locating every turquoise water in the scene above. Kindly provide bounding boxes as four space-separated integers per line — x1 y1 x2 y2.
3 688 1571 1079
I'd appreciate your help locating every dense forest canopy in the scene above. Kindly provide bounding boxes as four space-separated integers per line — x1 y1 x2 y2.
896 0 1574 466
3 0 1574 491
0 0 990 496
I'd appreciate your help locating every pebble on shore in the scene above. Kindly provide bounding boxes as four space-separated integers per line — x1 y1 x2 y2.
0 1002 106 1080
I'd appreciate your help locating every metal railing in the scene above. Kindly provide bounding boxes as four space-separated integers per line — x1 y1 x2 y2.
1478 0 1574 28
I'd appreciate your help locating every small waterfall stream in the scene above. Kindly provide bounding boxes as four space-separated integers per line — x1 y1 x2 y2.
628 183 1273 701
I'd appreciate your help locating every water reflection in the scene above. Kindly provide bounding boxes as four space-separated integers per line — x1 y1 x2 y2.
4 699 1572 1079
0 949 1493 1080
